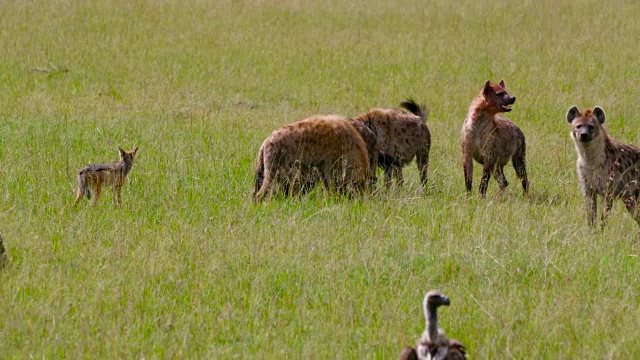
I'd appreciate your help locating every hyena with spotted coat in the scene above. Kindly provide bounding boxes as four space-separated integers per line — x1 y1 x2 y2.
567 105 640 228
352 99 431 189
461 80 528 197
253 115 370 202
74 147 138 206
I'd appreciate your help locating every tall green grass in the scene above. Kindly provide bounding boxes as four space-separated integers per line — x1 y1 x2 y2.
0 0 638 358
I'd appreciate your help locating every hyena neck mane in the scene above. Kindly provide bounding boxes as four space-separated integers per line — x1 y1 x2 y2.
466 96 498 124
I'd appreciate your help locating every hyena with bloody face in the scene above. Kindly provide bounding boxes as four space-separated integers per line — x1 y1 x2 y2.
352 99 431 190
567 105 640 228
461 80 528 197
252 115 370 202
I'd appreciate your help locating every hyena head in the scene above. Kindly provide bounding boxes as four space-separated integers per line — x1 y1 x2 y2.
481 79 516 113
118 146 139 164
566 106 606 143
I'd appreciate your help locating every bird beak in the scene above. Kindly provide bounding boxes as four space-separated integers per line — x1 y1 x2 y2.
442 296 450 306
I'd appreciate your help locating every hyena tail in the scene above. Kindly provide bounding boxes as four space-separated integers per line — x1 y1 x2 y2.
253 145 265 199
399 98 428 122
512 138 529 194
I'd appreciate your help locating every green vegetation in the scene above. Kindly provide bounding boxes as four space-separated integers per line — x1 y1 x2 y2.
0 0 638 358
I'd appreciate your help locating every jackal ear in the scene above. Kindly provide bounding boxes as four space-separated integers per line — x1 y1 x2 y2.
118 146 125 156
482 80 492 96
566 106 580 123
593 106 606 124
498 79 506 89
133 147 139 155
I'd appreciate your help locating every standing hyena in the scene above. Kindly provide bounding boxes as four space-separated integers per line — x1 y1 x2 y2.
461 80 528 197
567 105 640 228
252 115 370 202
351 99 431 190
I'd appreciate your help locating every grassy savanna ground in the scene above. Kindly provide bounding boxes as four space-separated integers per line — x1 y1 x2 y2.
0 0 639 358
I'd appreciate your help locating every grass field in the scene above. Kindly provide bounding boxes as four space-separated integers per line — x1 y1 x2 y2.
1 0 639 358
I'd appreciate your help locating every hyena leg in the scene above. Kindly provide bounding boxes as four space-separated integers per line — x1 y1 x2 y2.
600 196 613 229
479 163 495 197
586 192 598 227
383 166 393 189
494 165 509 192
254 158 279 202
512 150 529 194
463 155 473 193
393 166 404 187
416 148 429 191
623 195 640 227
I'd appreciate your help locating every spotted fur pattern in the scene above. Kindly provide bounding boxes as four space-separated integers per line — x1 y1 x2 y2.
253 115 370 202
461 80 528 197
567 105 640 228
352 99 431 190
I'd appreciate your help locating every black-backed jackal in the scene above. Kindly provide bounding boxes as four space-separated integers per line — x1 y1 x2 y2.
75 147 138 206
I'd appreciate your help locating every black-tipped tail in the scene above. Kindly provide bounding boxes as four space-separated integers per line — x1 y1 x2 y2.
400 98 427 122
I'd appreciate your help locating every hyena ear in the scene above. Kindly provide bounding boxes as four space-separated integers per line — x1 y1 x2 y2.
593 106 606 124
498 79 506 89
482 80 492 96
566 105 581 124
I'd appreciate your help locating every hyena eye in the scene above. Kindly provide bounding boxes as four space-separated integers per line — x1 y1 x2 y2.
496 92 504 96
588 125 595 130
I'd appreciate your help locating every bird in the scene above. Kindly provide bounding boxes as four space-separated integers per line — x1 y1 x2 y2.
398 291 466 360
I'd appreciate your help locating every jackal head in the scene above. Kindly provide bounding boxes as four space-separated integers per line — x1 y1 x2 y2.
481 80 516 113
118 146 139 163
566 106 605 143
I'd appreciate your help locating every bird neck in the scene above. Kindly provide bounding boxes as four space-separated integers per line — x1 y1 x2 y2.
426 305 439 342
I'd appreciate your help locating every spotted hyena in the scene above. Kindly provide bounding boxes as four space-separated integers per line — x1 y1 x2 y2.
567 105 640 228
351 99 431 190
461 80 528 197
292 118 379 195
252 115 370 202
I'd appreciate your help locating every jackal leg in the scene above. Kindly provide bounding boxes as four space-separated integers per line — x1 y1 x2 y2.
74 187 84 206
114 185 122 205
94 180 102 205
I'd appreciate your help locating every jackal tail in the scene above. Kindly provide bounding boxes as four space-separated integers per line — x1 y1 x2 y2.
77 171 91 199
